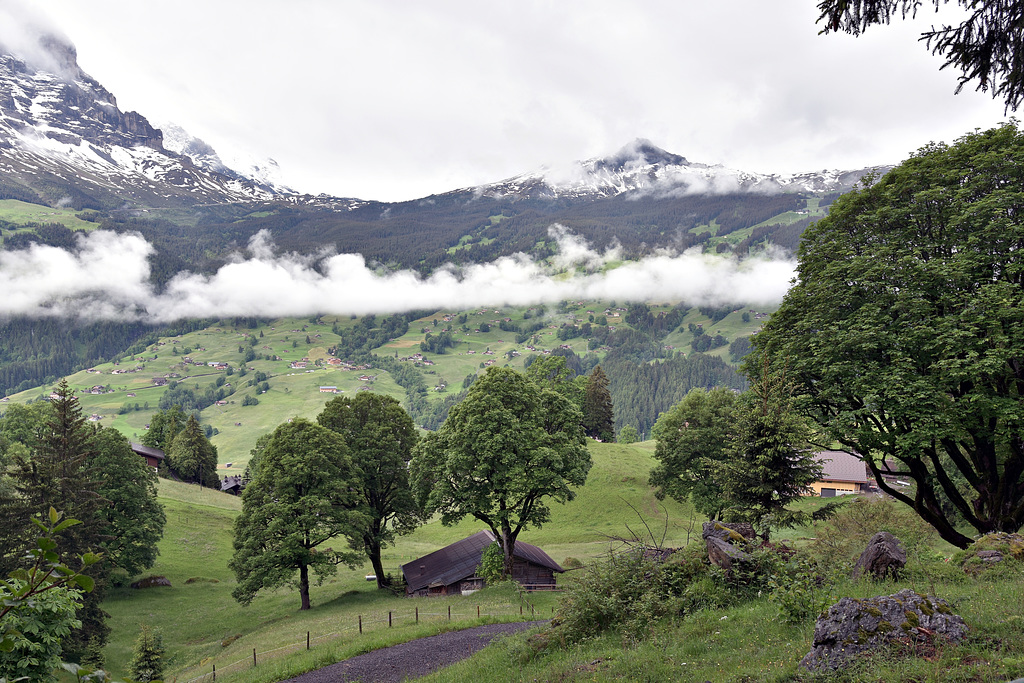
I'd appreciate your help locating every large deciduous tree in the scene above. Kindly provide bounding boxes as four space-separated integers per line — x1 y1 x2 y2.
317 393 421 589
91 427 165 577
230 419 364 610
410 366 591 578
817 0 1024 110
755 123 1024 548
649 387 738 521
140 405 187 452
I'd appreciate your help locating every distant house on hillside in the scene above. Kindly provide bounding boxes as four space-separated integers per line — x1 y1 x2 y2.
130 442 165 471
221 475 244 495
401 530 563 597
808 450 870 497
319 386 338 393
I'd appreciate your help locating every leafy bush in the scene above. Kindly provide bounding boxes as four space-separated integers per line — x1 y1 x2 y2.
768 555 842 625
476 542 504 584
806 496 938 565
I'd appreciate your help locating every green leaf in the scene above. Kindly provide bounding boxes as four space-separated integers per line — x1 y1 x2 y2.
72 575 95 593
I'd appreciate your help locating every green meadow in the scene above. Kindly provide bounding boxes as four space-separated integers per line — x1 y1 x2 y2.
0 198 100 232
97 441 693 682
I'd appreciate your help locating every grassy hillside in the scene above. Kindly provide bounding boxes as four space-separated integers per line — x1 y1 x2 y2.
98 440 688 682
0 198 100 233
2 304 767 476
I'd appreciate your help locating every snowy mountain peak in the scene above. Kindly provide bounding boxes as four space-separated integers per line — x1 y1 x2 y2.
466 140 887 202
593 138 692 173
0 31 283 209
159 122 293 194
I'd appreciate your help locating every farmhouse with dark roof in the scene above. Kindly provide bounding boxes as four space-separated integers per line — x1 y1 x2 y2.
400 530 563 597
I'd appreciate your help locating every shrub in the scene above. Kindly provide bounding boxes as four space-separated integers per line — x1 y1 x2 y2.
476 542 504 584
768 555 844 625
807 496 938 565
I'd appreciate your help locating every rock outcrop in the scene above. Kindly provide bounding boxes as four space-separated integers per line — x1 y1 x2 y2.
800 589 967 672
702 521 755 573
852 531 906 580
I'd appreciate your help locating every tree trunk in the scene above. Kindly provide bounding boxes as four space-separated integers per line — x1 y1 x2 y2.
299 564 311 610
500 522 516 580
368 542 389 589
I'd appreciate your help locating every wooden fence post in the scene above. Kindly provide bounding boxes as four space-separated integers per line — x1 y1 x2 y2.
307 631 310 650
253 648 257 666
416 606 419 623
359 615 363 634
477 605 480 618
213 663 216 681
389 610 392 627
448 605 451 620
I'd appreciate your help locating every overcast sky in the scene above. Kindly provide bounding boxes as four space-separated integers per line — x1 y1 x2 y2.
28 1 1013 202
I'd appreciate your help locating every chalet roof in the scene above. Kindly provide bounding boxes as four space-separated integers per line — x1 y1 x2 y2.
813 450 868 484
401 530 563 593
130 442 165 462
221 475 243 491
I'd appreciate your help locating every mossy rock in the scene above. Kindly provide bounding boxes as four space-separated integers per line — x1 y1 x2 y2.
953 532 1024 574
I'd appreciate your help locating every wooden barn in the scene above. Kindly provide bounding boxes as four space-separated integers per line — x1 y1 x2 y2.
130 442 165 471
401 530 563 597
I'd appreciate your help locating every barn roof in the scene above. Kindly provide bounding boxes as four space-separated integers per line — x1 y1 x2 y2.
130 442 165 461
813 450 868 484
401 530 563 593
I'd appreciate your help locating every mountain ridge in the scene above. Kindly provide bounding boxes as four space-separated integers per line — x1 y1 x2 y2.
0 32 886 213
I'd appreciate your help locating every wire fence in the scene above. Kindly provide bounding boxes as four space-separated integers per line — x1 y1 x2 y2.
180 597 552 683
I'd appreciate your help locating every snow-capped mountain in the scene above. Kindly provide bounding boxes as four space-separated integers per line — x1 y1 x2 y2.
0 30 883 216
0 32 281 209
467 139 883 201
159 122 293 194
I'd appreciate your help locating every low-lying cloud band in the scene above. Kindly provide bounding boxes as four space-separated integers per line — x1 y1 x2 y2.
0 227 796 322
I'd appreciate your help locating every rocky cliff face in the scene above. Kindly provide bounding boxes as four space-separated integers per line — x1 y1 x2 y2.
0 31 278 209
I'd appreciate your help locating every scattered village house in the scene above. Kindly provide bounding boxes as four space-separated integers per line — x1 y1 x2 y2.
130 442 165 471
808 450 871 497
401 530 563 597
221 475 244 495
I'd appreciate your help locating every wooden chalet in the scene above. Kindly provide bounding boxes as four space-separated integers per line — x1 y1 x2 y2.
401 530 563 597
809 450 870 497
130 442 165 471
220 475 244 495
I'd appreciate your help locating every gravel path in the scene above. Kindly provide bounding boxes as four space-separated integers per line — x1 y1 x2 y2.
280 621 547 683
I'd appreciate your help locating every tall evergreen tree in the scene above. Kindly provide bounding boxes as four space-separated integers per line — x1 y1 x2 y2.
4 380 110 663
723 356 826 541
141 405 188 452
582 365 615 441
167 415 219 488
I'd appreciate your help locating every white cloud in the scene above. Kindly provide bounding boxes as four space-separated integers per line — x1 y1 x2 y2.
0 229 795 323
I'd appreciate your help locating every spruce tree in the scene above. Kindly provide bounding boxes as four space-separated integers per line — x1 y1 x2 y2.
127 624 165 682
582 365 615 441
5 379 110 662
167 415 219 488
723 355 825 542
